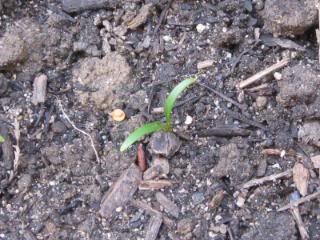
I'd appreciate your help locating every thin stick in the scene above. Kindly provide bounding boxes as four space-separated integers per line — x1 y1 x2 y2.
242 169 292 189
237 58 290 89
277 190 320 212
198 83 246 110
56 99 100 163
291 207 309 240
316 2 320 64
131 199 161 216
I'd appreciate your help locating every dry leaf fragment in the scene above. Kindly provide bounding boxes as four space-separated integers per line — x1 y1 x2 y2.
293 163 309 196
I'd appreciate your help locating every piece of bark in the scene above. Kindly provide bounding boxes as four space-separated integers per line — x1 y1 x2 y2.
127 3 153 29
197 127 250 137
139 180 173 190
32 74 47 105
99 164 142 218
197 60 214 70
137 144 147 172
145 213 163 240
293 163 309 196
62 0 117 13
155 192 179 218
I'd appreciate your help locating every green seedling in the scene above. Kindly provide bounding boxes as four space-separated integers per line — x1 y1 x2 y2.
0 135 4 144
120 77 196 152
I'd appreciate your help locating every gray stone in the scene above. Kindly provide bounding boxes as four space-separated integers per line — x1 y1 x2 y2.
148 132 181 158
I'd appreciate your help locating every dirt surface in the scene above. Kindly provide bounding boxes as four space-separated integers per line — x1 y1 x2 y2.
1 0 320 239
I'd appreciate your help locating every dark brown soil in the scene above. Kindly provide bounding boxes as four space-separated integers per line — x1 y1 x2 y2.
0 1 320 240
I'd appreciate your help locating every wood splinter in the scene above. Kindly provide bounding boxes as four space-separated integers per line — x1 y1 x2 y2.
237 58 290 89
242 169 292 189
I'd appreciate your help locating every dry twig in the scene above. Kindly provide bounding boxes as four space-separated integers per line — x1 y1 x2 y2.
242 169 292 189
316 1 320 63
137 144 147 172
56 99 100 163
8 119 21 182
237 58 290 89
277 190 320 212
291 207 309 240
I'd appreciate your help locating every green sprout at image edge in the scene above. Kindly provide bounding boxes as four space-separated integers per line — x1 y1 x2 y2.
0 135 5 143
120 77 197 152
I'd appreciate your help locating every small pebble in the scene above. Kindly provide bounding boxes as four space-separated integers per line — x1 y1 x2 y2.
184 115 193 125
274 72 282 80
256 96 267 110
236 196 246 207
192 192 205 205
196 24 207 33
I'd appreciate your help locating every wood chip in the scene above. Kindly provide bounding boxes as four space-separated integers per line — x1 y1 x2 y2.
155 192 179 218
127 4 152 29
139 180 173 190
145 213 163 240
99 164 142 218
310 155 320 169
32 74 47 105
293 163 309 196
197 60 214 70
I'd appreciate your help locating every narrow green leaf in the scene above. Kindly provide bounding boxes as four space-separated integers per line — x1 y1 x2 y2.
164 77 197 130
0 135 4 143
120 121 164 152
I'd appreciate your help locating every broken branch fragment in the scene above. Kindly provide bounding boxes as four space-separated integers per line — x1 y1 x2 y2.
278 190 320 212
237 58 290 89
155 192 179 218
139 180 173 190
242 169 292 189
32 74 47 105
99 164 142 218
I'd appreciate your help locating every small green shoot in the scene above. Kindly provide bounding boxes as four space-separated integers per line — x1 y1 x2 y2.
120 77 196 152
164 77 197 131
120 121 164 152
0 135 4 144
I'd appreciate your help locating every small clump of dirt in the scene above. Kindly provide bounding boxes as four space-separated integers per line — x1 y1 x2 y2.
72 52 132 112
261 0 317 36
